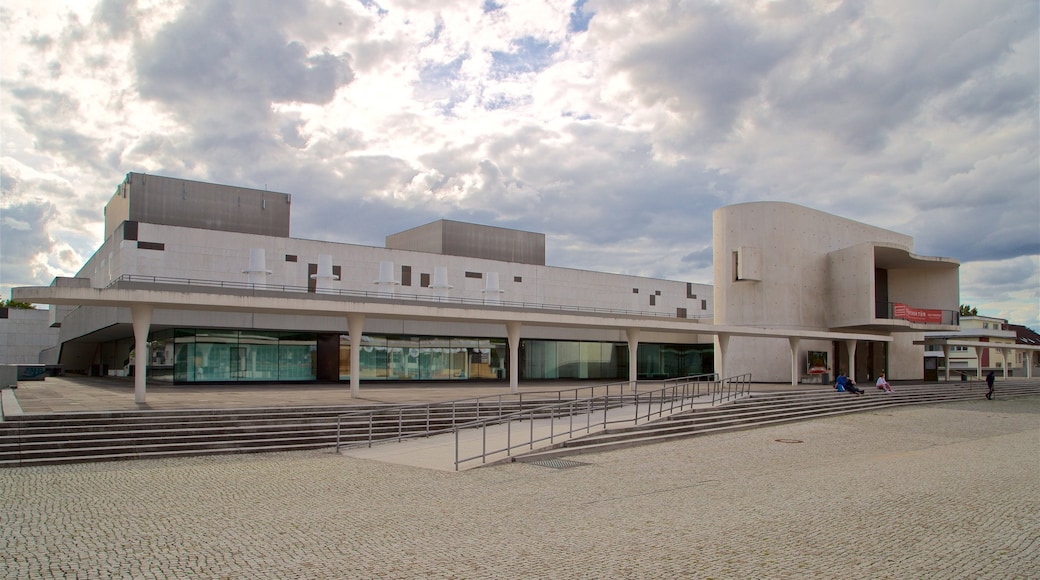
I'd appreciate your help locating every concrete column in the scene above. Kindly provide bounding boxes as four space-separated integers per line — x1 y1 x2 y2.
626 328 640 391
1002 348 1012 378
506 322 521 394
973 346 983 379
347 314 365 398
131 304 153 404
942 345 950 381
845 339 858 382
715 334 729 380
788 337 801 387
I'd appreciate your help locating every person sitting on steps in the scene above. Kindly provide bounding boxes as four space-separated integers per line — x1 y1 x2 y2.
876 372 894 393
835 372 864 396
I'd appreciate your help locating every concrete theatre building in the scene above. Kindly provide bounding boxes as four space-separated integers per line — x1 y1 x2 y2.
14 173 964 402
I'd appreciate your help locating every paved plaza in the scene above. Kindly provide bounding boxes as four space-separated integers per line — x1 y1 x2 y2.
2 396 1038 579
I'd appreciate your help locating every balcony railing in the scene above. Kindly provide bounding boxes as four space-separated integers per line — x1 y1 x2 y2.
875 302 958 325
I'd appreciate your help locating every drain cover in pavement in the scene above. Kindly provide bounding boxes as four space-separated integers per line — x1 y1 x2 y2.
774 438 804 444
528 458 589 469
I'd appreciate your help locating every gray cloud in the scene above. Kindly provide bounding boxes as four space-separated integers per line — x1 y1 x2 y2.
2 0 1037 326
613 3 791 140
134 0 355 154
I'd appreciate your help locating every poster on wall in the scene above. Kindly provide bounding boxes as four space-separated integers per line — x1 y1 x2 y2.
807 351 828 374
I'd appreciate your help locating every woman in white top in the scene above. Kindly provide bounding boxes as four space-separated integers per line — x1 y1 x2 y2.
876 372 893 393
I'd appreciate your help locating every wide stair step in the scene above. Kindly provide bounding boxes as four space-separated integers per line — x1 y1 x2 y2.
512 381 1040 463
0 398 573 467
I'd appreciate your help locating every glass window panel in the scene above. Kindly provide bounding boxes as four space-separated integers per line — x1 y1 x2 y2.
557 342 580 379
488 339 507 380
449 345 468 381
638 344 663 379
277 332 316 381
522 340 555 379
196 342 232 381
339 334 351 380
232 332 280 381
386 336 419 380
148 330 176 382
467 339 496 380
418 337 451 380
360 335 388 380
662 345 681 378
174 343 196 382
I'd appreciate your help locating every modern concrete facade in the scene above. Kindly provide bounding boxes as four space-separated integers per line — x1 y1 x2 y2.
12 174 967 402
713 202 960 383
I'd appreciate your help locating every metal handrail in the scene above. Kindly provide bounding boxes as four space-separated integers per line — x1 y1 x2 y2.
710 373 752 405
109 274 712 320
453 374 752 470
334 381 636 452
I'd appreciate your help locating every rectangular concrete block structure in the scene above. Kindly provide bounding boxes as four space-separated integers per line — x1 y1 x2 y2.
0 365 16 388
104 172 291 240
386 219 546 266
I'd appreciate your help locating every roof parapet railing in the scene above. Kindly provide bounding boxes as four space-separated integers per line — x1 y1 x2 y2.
109 274 712 321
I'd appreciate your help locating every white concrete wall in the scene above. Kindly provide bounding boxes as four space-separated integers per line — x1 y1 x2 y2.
889 333 924 380
0 308 61 364
85 223 713 321
714 202 912 328
888 267 960 314
827 244 877 328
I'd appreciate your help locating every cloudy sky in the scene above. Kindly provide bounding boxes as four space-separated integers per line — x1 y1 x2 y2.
2 0 1038 327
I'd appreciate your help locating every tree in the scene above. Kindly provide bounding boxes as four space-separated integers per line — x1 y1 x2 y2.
0 299 35 309
959 304 978 317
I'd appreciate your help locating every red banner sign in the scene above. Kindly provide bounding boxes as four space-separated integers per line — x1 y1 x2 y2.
893 303 942 324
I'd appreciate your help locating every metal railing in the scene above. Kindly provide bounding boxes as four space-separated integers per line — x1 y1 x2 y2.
334 375 719 452
711 373 752 404
109 274 712 321
335 381 637 452
452 373 753 470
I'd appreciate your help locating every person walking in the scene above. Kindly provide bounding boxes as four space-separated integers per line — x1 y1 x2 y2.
986 370 995 400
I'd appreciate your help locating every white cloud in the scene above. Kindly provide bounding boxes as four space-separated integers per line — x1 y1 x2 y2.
1 0 1037 329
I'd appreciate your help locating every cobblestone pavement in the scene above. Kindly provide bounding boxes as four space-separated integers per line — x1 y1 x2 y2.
2 397 1037 579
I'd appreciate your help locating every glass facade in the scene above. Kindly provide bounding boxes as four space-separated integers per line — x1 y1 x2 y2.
148 328 710 384
339 335 507 381
520 340 712 380
168 329 317 382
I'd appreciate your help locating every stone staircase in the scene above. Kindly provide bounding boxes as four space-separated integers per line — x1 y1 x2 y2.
512 379 1040 464
3 380 1037 468
0 398 575 468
